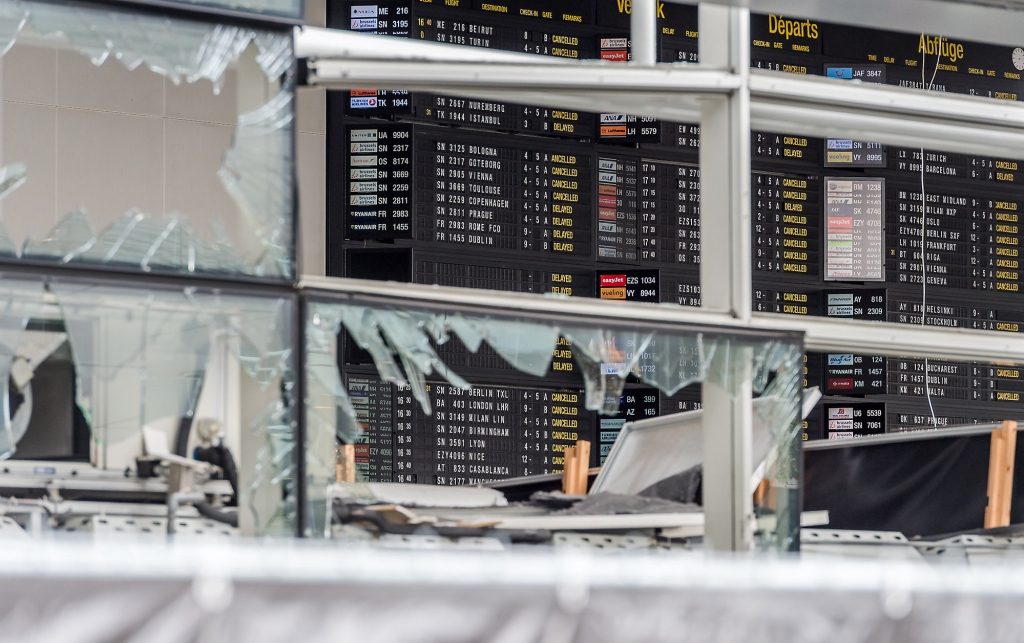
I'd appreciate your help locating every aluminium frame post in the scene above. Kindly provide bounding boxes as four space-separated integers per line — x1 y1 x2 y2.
698 3 755 551
630 0 658 66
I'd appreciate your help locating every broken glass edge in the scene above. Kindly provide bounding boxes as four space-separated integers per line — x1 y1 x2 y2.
0 0 298 280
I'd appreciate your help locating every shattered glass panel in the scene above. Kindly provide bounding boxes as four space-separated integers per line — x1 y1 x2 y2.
0 0 295 280
303 296 803 550
0 279 301 537
49 283 214 467
0 279 45 458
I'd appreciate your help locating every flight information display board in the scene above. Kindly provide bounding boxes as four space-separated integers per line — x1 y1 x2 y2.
329 1 1024 474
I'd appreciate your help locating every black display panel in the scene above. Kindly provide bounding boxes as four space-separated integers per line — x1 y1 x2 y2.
804 432 1024 537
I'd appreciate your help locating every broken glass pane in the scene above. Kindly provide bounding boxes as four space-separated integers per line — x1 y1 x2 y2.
561 328 654 414
305 296 804 551
218 90 295 279
49 283 212 467
21 210 96 262
0 279 46 459
0 162 26 257
0 1 295 280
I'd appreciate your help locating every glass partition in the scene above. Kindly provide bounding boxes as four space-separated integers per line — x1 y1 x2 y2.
304 292 804 551
0 275 297 537
0 0 294 280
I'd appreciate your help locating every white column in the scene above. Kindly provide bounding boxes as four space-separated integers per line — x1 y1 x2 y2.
699 3 754 551
630 0 658 66
699 3 750 320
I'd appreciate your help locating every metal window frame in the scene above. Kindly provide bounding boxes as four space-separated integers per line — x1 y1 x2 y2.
295 3 1024 548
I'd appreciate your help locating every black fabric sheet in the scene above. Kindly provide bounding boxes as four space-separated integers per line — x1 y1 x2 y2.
803 433 1024 538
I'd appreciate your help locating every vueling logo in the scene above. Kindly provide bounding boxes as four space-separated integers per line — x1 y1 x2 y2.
616 0 667 19
767 14 818 40
919 35 964 63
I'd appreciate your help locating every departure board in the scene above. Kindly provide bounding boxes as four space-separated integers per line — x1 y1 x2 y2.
328 0 1024 470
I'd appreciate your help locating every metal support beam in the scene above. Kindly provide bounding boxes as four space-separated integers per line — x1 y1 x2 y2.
699 3 750 320
702 343 754 552
699 3 753 552
299 26 1024 157
748 70 1024 159
631 0 658 66
301 275 1024 364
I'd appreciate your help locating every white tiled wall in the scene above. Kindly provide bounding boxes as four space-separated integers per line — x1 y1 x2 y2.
0 41 246 253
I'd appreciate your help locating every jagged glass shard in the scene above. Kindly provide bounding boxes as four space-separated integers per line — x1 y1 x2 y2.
560 328 654 414
193 217 244 274
78 209 150 264
218 89 294 279
77 210 197 271
21 208 96 262
0 161 25 257
187 291 292 389
245 396 297 537
446 315 484 352
375 311 470 389
630 333 713 397
474 318 558 378
187 24 254 93
0 221 17 256
184 290 296 536
340 306 406 387
0 162 26 201
306 305 361 444
750 341 803 481
25 3 254 93
408 311 451 346
253 30 292 81
0 0 26 60
337 307 470 415
49 283 211 457
0 278 45 460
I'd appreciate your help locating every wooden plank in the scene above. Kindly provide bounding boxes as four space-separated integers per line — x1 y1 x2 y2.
562 446 578 495
575 440 591 495
985 420 1017 529
337 444 356 483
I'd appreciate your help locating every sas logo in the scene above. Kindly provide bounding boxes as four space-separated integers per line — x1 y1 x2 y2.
828 407 853 419
828 354 854 366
